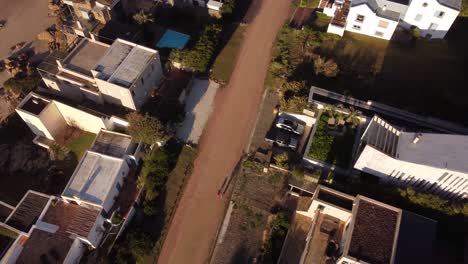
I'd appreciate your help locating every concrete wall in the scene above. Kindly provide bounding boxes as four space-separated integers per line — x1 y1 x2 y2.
39 102 68 140
403 0 459 39
300 200 353 222
355 145 468 199
131 55 164 109
63 238 85 264
86 214 107 248
101 161 130 212
16 110 54 140
53 101 107 134
345 5 399 40
95 78 135 110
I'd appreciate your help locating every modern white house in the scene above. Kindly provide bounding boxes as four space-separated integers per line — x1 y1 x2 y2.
354 116 468 201
319 0 461 39
15 92 128 149
278 186 437 264
38 37 164 110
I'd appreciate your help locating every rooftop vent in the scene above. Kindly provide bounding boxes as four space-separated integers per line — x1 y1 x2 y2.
382 5 387 11
32 99 39 104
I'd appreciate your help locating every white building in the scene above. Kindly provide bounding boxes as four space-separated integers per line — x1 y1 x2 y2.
16 92 129 149
319 0 461 40
278 186 437 264
38 37 164 110
354 116 468 201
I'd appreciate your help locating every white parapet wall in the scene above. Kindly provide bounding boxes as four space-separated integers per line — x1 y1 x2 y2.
327 24 346 37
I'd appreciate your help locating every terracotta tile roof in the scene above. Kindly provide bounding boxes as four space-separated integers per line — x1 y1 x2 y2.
15 229 74 264
348 199 399 264
42 200 101 238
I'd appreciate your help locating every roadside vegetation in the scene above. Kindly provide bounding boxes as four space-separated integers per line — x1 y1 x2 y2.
126 112 170 145
211 24 246 84
108 143 198 263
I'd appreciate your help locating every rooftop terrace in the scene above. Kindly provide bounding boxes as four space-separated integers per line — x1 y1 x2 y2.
90 130 133 158
62 38 109 77
0 202 14 222
19 95 50 115
62 151 125 206
93 39 156 88
5 192 50 233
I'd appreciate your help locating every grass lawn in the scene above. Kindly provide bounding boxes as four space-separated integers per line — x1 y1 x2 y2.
65 131 96 160
314 19 468 125
300 0 319 8
211 24 247 84
308 115 356 168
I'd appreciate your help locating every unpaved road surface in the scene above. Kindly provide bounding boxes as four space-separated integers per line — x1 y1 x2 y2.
158 0 293 263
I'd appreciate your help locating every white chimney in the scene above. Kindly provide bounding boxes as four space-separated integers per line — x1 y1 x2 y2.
382 5 387 11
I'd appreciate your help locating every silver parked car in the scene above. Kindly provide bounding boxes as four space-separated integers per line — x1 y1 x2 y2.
276 116 304 135
275 130 299 150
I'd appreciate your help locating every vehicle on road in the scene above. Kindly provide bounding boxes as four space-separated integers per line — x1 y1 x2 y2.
276 116 305 135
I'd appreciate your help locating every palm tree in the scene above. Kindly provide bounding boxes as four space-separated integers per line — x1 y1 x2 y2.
133 11 154 25
345 107 362 128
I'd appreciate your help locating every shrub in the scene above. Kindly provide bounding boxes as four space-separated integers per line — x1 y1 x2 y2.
3 76 40 95
410 27 421 39
291 167 305 181
220 0 236 18
313 56 339 77
279 95 308 113
113 231 154 263
126 112 169 145
274 153 289 168
170 23 222 73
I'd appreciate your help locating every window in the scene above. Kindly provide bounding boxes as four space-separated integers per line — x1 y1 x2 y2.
356 15 365 22
429 23 438 30
131 90 135 96
378 20 389 28
375 31 384 37
422 2 428 7
414 14 423 21
151 64 154 71
352 24 361 30
434 11 445 18
141 78 145 85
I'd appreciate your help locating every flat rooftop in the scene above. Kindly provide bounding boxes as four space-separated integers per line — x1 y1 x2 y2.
63 151 125 206
90 130 133 158
62 38 109 77
15 229 75 264
278 213 313 264
19 95 50 115
42 200 101 238
304 213 344 263
348 198 400 264
94 39 156 88
0 226 18 259
5 192 50 233
397 132 468 174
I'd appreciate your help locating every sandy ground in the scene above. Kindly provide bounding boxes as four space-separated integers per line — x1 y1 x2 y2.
0 0 54 59
176 80 219 144
157 0 293 263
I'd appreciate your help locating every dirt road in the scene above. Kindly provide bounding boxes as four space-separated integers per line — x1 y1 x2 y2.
158 0 292 263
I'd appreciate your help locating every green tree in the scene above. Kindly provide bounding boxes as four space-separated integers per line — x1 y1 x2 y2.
170 23 222 73
279 95 307 113
126 112 169 145
114 231 154 263
3 76 40 95
140 149 169 216
133 10 154 25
